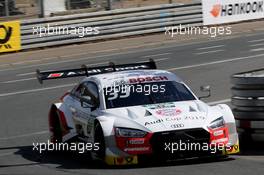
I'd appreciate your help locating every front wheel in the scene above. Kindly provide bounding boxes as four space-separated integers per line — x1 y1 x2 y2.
94 122 106 160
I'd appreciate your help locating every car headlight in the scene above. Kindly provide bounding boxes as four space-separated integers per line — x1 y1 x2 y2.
115 127 147 138
209 116 225 129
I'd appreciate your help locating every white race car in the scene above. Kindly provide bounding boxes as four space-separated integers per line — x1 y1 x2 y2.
36 60 239 165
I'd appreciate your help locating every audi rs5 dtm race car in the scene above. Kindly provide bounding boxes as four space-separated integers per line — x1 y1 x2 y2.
36 60 239 165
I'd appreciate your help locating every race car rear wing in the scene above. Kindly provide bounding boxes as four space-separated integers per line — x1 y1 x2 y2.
36 59 156 84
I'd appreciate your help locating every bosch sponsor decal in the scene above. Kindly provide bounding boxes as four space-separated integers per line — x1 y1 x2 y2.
109 76 169 86
156 108 182 117
129 76 169 84
202 0 264 25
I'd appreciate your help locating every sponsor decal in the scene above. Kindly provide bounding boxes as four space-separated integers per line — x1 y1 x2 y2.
145 115 205 126
184 116 206 120
144 102 175 109
202 0 264 25
226 142 240 154
89 65 150 74
129 76 168 84
105 156 138 165
171 123 184 129
166 117 182 122
145 119 164 126
0 21 21 53
210 4 222 17
156 108 182 117
210 1 264 18
48 73 64 78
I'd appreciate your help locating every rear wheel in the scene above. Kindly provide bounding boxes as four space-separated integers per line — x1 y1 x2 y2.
94 122 106 160
49 109 63 143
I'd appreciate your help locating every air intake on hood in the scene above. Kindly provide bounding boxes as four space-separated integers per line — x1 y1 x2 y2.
189 106 197 112
145 110 152 117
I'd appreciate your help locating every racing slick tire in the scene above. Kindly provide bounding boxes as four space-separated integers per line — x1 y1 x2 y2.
238 129 252 146
94 122 106 160
49 108 63 143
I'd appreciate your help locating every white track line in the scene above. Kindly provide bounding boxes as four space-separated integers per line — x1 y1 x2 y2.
250 43 264 47
1 77 36 84
248 38 264 43
17 72 36 76
196 45 224 50
1 53 264 95
0 152 14 157
250 48 264 52
168 53 264 71
7 58 169 84
0 58 165 84
0 131 48 141
142 53 172 58
194 49 224 55
0 83 76 97
207 99 231 105
17 70 54 76
155 57 170 62
15 62 111 77
1 31 264 72
12 59 41 65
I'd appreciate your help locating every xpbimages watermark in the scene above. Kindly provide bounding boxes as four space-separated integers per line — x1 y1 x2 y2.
32 24 100 38
164 140 233 154
32 140 100 154
165 24 232 38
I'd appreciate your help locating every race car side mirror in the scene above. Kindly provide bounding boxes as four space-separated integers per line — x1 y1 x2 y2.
199 85 211 100
80 96 99 109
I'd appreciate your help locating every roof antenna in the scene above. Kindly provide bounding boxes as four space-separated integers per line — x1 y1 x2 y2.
109 62 116 71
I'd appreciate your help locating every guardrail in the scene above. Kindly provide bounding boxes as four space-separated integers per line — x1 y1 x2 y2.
231 69 264 137
20 2 203 50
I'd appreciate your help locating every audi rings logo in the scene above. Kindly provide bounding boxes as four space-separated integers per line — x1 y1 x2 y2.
171 124 184 128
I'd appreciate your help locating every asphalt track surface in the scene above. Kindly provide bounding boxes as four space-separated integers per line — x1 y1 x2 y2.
1 31 264 175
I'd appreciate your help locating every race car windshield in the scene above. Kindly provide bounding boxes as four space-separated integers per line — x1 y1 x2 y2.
104 81 196 109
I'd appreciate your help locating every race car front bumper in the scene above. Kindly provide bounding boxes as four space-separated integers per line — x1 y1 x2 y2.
105 126 239 165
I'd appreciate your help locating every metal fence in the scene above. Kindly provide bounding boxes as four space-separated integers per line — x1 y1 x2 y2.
110 0 189 9
20 2 202 49
0 0 197 19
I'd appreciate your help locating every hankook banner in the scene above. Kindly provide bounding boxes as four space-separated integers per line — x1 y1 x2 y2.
202 0 264 25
